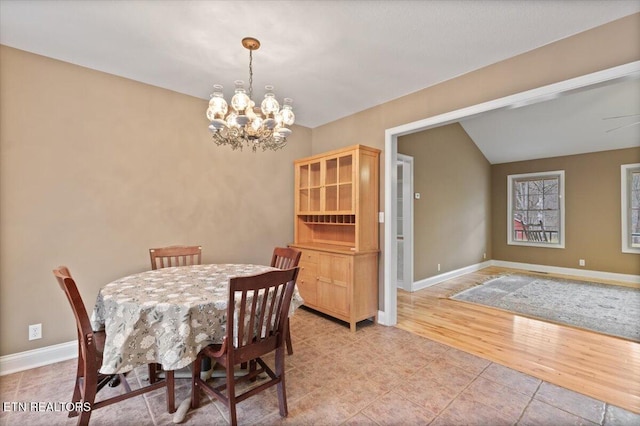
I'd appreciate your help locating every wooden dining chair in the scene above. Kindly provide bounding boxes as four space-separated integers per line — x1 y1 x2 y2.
149 245 202 270
53 266 175 426
148 244 204 381
270 247 301 355
190 267 300 426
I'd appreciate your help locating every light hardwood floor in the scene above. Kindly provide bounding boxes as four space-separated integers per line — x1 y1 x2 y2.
396 266 640 414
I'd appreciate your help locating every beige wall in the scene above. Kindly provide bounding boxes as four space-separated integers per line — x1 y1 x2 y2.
0 46 312 356
492 148 640 275
1 13 639 357
311 14 640 307
398 124 492 281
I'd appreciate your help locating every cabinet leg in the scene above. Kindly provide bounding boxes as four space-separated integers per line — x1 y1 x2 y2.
350 322 356 333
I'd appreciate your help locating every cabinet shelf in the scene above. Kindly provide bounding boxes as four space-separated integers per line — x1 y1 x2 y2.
300 214 356 224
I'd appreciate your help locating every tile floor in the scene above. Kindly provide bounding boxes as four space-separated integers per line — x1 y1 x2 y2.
1 307 639 425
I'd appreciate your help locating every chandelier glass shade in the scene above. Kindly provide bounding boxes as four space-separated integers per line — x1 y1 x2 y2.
206 37 295 152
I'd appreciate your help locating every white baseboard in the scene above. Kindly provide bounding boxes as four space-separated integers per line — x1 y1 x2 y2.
492 260 640 284
411 260 493 292
0 341 76 376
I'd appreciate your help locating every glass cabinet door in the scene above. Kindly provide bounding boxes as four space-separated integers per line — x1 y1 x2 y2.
298 161 322 213
323 154 353 213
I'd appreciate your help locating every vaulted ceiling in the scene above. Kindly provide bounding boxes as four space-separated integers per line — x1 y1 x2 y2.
460 76 640 164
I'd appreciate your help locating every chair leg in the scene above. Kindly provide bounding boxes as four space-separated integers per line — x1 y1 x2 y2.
69 347 84 418
285 321 294 355
149 363 159 384
165 369 176 413
275 346 288 417
226 366 238 426
68 377 82 418
79 366 97 426
191 355 203 409
78 407 92 426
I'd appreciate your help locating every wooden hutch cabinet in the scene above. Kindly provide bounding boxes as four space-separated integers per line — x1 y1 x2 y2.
290 144 380 332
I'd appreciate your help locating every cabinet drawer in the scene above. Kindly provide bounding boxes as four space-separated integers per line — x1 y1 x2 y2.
299 250 319 264
297 263 317 306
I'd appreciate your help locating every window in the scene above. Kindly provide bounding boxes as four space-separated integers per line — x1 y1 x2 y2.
621 163 640 254
507 171 564 248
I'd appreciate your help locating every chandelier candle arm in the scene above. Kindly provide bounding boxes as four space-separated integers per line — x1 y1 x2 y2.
206 37 295 152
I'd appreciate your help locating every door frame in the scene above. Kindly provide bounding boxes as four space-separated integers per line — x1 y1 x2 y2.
396 154 414 291
379 60 640 327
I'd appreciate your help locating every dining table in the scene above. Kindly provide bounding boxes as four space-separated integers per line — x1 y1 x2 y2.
90 263 303 375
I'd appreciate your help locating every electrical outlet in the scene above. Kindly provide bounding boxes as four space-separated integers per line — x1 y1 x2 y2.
437 263 441 272
579 259 586 267
483 252 487 259
29 324 42 340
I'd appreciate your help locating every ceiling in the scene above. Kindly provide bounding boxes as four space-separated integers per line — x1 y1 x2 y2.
1 1 639 163
459 75 640 164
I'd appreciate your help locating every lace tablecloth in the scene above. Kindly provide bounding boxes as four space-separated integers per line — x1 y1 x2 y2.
90 264 303 374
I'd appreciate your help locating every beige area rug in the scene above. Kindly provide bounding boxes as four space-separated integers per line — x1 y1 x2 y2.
450 273 640 342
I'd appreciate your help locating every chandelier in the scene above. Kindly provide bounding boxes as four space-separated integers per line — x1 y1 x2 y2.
206 37 295 152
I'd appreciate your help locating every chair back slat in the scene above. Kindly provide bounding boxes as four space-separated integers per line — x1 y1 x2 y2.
261 287 275 337
237 291 248 347
149 245 202 270
227 268 299 363
247 291 260 347
270 247 301 269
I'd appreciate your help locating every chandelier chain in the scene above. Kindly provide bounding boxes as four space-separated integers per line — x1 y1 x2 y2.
248 50 253 101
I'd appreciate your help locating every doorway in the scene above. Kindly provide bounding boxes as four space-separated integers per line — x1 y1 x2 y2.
381 61 640 327
396 154 413 291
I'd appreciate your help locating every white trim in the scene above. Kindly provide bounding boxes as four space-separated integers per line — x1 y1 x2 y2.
491 260 640 284
621 163 640 254
412 261 492 292
0 341 77 376
376 309 389 327
397 154 414 291
381 130 398 327
382 61 640 327
507 170 565 248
